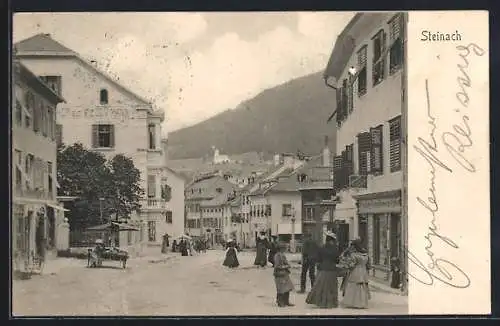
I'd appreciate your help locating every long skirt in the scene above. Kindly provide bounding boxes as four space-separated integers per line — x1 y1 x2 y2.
305 270 339 308
223 251 240 268
342 282 371 309
254 247 267 266
275 274 295 294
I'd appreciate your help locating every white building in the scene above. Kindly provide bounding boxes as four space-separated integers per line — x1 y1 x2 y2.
15 33 174 247
323 12 405 286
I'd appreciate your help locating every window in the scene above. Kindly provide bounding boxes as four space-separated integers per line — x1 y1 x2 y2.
357 46 368 96
389 116 402 172
357 132 372 175
372 30 387 86
148 175 156 198
370 125 384 174
148 124 156 149
100 89 108 105
282 204 292 217
389 14 404 74
33 99 42 133
265 204 272 216
305 207 315 221
333 155 344 190
15 99 22 126
148 221 156 242
25 154 34 189
91 124 115 148
346 78 353 114
161 185 172 202
55 124 63 147
40 76 62 95
14 149 22 186
47 161 53 193
24 92 34 129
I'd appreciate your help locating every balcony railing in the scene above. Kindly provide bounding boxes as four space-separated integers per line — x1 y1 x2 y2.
14 187 53 200
140 198 166 210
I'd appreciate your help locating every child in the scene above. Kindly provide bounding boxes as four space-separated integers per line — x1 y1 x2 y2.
222 239 240 268
273 242 295 307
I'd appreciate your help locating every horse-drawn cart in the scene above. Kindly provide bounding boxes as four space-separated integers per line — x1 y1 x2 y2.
87 247 129 269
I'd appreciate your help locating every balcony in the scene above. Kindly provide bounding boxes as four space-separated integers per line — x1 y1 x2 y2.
140 198 167 211
14 187 53 201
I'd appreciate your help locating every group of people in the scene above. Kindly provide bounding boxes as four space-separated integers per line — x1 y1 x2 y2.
221 230 372 309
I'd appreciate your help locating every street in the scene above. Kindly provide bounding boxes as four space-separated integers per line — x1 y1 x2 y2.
12 250 407 316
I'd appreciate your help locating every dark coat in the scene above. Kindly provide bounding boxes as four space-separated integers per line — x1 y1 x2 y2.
254 237 269 266
302 239 320 262
268 241 278 265
317 242 340 271
273 252 294 294
223 247 240 268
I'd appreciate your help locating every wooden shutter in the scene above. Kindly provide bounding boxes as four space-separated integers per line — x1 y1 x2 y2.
370 125 384 174
357 132 371 175
109 125 115 148
357 46 367 69
389 14 402 43
91 125 99 148
342 79 349 118
335 87 342 124
389 116 402 172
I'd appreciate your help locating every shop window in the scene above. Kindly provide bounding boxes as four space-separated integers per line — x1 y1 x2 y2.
373 214 389 266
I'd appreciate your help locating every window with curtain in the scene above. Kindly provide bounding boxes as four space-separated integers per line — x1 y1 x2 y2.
91 124 115 148
372 29 387 86
357 45 368 96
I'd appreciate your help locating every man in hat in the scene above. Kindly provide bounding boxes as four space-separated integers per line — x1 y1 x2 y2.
298 232 319 293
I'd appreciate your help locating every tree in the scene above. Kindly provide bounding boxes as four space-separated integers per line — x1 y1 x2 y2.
57 143 144 230
107 154 144 220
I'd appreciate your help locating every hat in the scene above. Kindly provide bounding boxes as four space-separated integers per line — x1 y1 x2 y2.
324 230 337 240
95 239 104 244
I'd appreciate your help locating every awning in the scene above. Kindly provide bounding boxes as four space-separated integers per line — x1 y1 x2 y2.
46 203 69 212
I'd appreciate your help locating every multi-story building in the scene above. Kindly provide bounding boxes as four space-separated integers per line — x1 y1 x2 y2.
185 174 236 246
12 57 66 275
15 34 173 247
323 12 406 286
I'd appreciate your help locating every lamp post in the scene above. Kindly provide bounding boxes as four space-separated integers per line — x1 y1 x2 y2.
290 207 296 253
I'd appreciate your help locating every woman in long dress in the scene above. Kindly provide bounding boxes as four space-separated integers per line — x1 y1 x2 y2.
223 239 240 268
273 242 295 307
254 232 269 267
342 239 371 309
305 231 340 308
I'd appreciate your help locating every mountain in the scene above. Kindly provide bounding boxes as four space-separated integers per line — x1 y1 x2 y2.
167 71 337 160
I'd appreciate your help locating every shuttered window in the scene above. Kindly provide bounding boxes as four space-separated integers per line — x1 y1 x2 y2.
370 125 384 174
357 132 372 175
148 175 156 198
389 13 404 74
372 30 387 86
357 45 368 96
91 124 115 148
333 155 343 190
389 116 402 172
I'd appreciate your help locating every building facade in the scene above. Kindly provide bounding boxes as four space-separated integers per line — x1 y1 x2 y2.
324 13 406 287
12 58 66 275
15 34 173 247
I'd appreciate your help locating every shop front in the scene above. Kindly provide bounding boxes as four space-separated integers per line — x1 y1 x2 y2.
354 189 402 286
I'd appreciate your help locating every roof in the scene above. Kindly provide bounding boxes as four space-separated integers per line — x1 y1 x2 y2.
15 60 66 104
323 13 363 82
164 166 189 182
14 33 152 106
185 175 236 201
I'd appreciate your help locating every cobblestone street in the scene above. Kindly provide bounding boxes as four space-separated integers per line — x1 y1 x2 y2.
13 249 407 316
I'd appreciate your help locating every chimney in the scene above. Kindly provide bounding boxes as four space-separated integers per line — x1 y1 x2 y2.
323 136 331 167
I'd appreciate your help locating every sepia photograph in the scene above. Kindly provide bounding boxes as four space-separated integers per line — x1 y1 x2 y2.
11 10 468 317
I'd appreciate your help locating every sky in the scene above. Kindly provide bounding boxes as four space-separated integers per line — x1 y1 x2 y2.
13 12 354 133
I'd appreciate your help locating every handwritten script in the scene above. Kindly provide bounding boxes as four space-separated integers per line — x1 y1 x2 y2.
408 43 485 288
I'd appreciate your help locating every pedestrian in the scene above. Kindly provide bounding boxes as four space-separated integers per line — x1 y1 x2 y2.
342 238 371 309
179 239 189 256
273 241 295 307
298 233 319 293
254 231 269 268
305 231 340 308
172 239 178 253
268 236 278 267
390 256 401 289
222 239 240 268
